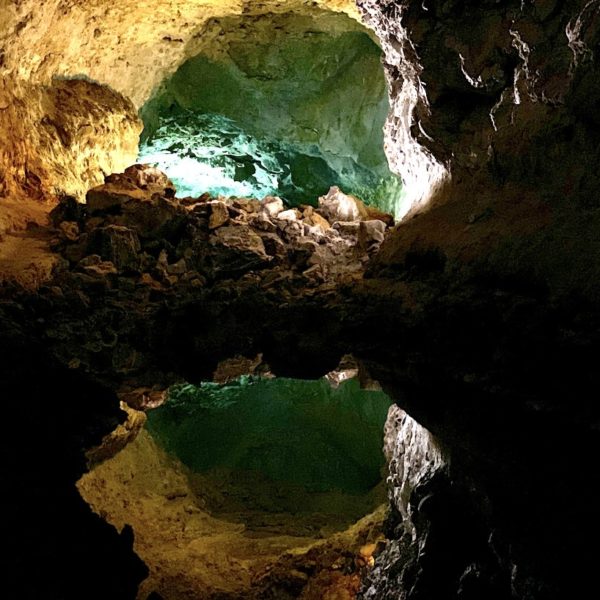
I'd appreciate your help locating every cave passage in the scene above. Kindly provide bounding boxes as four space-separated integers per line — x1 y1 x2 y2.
138 10 403 215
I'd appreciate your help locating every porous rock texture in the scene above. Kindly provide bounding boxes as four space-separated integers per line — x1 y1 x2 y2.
1 1 600 599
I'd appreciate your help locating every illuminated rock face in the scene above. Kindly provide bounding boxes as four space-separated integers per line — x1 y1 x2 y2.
138 11 402 211
0 78 141 202
0 0 361 203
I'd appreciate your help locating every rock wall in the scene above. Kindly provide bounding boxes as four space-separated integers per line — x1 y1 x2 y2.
360 0 600 299
0 77 141 201
359 0 600 213
0 0 360 203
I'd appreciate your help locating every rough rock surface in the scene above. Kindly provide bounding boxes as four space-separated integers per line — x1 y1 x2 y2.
0 159 597 599
0 78 141 202
1 1 600 599
0 0 358 203
79 428 386 600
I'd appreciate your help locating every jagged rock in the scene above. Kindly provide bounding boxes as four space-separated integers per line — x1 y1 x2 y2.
86 181 149 214
259 232 287 258
49 194 86 227
278 209 301 221
261 196 284 218
87 225 141 271
333 221 360 237
119 195 182 239
166 258 187 275
318 186 366 222
78 254 102 267
209 201 230 229
209 224 271 276
358 220 386 252
252 212 278 233
307 212 331 231
81 260 118 278
138 273 162 290
233 198 262 214
59 220 80 241
124 164 175 195
63 235 89 264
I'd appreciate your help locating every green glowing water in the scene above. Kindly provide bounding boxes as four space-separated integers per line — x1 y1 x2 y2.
146 377 393 495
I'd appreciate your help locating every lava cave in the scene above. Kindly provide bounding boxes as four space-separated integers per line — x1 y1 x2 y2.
1 1 600 599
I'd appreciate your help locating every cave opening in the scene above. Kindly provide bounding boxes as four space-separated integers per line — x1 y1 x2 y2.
137 9 404 217
78 372 396 599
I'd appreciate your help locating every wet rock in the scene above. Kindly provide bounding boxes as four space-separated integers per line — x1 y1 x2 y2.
87 225 141 272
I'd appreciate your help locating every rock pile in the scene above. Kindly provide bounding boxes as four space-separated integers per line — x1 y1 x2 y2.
49 164 394 294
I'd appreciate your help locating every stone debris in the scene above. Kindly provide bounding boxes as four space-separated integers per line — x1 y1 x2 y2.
318 186 367 222
48 164 394 296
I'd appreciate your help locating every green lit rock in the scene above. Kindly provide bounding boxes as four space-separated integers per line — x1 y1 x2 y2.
138 10 403 212
146 377 393 495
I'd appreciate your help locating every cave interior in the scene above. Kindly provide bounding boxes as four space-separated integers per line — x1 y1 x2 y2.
1 1 600 600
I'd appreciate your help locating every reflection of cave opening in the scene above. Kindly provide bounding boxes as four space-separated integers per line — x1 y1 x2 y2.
138 9 404 216
78 374 394 599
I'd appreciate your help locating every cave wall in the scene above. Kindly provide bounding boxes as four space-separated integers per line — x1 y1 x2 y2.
0 0 360 203
138 9 402 209
360 0 600 298
0 77 141 201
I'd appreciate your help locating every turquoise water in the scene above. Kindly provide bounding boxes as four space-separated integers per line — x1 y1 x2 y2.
146 376 393 494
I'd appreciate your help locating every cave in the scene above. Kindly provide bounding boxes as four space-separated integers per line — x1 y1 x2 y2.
2 1 600 600
137 9 404 214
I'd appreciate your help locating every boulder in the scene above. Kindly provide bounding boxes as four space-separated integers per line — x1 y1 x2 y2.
359 220 386 247
277 209 301 221
86 182 149 214
208 224 271 277
123 164 175 195
49 194 86 227
261 196 284 218
209 201 230 229
318 186 366 222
